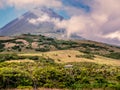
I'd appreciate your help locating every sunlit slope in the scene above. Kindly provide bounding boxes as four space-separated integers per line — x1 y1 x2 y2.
19 50 120 66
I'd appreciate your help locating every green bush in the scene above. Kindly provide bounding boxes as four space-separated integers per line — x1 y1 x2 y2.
104 52 120 59
38 57 55 65
76 54 95 59
108 83 120 90
80 43 107 50
92 77 108 88
0 49 4 52
35 48 50 52
0 43 5 49
0 68 32 88
116 75 120 81
12 46 21 51
34 66 74 88
0 53 18 62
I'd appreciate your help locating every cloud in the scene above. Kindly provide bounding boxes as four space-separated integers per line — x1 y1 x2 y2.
55 16 90 37
104 31 120 41
28 14 51 25
0 0 4 8
0 0 62 9
56 0 120 45
28 14 89 38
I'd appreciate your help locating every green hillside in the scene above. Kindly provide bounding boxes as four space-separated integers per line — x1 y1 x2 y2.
0 34 120 90
0 34 120 60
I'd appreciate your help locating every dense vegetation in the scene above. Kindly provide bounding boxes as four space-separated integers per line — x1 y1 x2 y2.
0 53 120 89
104 52 120 59
0 34 120 89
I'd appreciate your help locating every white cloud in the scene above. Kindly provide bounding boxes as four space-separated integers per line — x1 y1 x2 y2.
104 31 120 40
0 0 4 8
28 14 52 25
0 2 2 8
55 16 90 37
55 0 120 45
28 18 37 25
1 0 62 9
28 14 90 37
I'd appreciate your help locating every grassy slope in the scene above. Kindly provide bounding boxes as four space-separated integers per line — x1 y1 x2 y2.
19 50 120 66
0 34 120 65
0 34 120 53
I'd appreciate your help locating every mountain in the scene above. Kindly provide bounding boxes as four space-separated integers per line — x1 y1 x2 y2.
0 7 83 40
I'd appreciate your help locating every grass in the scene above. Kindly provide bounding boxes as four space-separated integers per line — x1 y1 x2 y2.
18 50 120 66
5 60 35 63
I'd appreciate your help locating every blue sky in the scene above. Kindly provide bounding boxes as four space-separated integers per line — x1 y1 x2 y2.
0 7 26 28
0 7 16 28
62 0 90 12
0 0 88 28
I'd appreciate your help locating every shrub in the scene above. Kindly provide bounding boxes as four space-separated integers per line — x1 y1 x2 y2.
39 57 55 65
93 77 108 88
116 75 120 81
0 68 32 88
24 37 33 43
104 52 120 59
34 66 74 88
0 49 4 52
0 43 5 49
28 56 39 60
12 46 21 51
0 53 18 62
76 54 95 59
35 48 50 52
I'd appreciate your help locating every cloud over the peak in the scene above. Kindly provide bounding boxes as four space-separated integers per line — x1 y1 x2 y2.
28 14 54 25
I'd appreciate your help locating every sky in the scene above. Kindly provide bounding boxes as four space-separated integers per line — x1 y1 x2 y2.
0 7 26 28
0 0 120 46
0 0 89 28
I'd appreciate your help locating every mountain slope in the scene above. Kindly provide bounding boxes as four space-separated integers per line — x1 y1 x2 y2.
0 7 83 40
0 8 62 35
